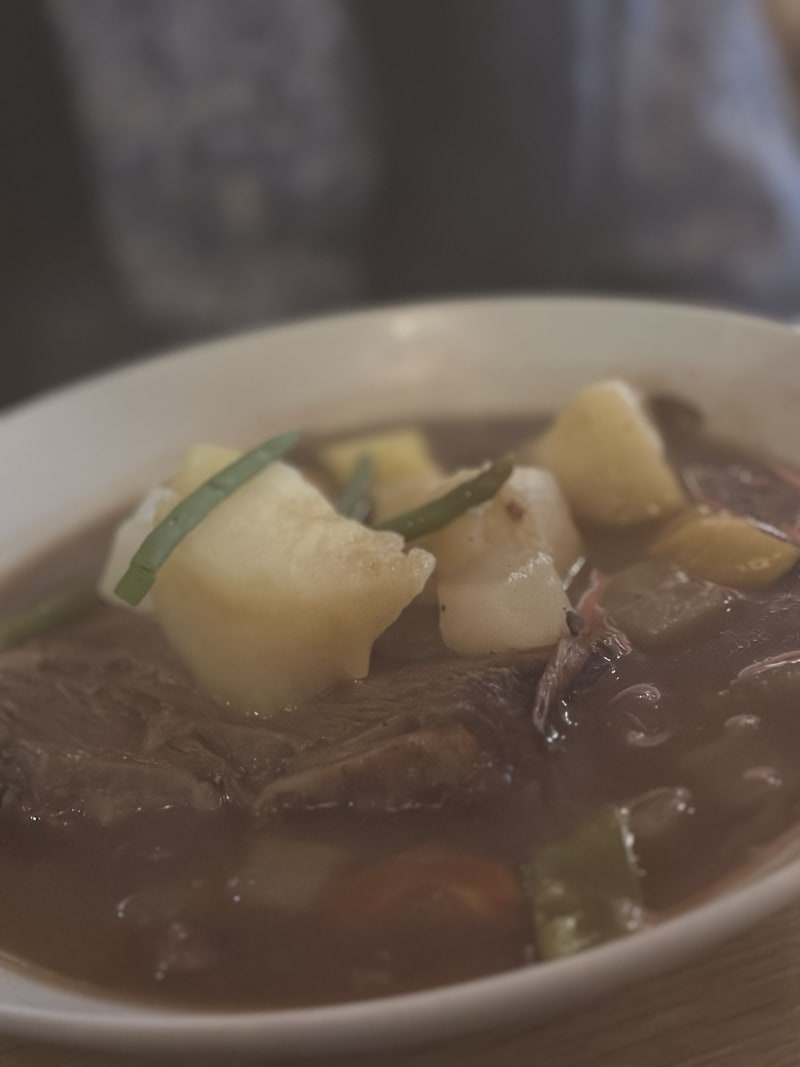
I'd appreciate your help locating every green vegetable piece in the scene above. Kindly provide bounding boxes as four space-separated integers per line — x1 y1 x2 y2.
0 584 98 651
374 455 514 541
115 429 304 606
333 453 374 521
523 805 644 960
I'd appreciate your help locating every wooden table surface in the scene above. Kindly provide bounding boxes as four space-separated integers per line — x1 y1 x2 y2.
2 900 799 1066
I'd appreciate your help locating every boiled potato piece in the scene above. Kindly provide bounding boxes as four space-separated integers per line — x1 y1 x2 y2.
153 448 435 714
489 467 583 578
648 507 800 589
528 380 685 525
373 466 582 580
438 551 570 656
319 428 442 487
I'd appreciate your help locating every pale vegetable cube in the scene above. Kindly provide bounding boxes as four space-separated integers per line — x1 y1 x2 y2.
98 486 178 612
648 508 800 589
439 552 570 656
319 428 442 487
528 380 685 525
232 838 351 913
373 466 582 579
153 451 435 714
491 467 583 578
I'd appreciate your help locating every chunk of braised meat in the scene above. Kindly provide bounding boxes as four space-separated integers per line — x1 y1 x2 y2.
262 649 547 814
679 714 791 818
729 651 800 706
532 577 630 743
601 560 736 649
0 607 546 826
254 722 482 814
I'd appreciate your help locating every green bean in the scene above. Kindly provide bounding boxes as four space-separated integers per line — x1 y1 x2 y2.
0 584 98 651
115 429 303 606
373 455 514 541
333 454 374 521
522 805 644 960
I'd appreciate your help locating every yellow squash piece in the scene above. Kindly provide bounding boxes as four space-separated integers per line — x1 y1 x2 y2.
318 428 442 487
152 447 435 714
649 508 800 589
527 380 685 526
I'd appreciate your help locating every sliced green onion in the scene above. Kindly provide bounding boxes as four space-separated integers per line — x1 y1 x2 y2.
333 454 374 521
522 805 644 960
0 584 98 651
373 455 514 541
115 429 303 606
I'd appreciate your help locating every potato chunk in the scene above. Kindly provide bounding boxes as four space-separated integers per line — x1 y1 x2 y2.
438 551 570 656
528 380 685 525
319 428 442 487
373 466 582 580
152 449 435 714
648 508 800 589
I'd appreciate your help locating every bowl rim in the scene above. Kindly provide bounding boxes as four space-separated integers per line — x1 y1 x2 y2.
2 293 800 1056
4 291 797 424
0 858 797 1056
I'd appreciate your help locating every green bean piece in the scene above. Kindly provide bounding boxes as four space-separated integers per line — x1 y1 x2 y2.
333 454 374 521
374 455 514 541
115 429 304 606
522 805 644 960
0 584 98 651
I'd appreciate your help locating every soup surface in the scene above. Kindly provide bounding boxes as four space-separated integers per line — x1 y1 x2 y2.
1 409 800 1008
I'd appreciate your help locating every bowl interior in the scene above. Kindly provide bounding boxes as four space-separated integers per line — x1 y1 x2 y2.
1 296 800 1057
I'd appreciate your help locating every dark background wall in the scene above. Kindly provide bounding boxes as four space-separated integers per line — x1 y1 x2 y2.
2 0 798 411
0 3 158 406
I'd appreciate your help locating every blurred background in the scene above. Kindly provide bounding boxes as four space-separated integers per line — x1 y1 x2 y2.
2 0 800 410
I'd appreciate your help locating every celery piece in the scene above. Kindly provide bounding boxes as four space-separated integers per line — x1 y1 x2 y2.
0 585 98 651
523 805 644 960
115 429 303 606
375 455 514 541
333 454 374 521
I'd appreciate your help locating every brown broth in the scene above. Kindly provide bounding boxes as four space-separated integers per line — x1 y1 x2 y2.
0 415 799 1009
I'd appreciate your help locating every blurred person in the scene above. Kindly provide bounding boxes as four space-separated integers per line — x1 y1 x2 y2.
3 0 800 407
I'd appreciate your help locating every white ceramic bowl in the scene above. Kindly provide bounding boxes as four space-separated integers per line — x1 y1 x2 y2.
1 296 800 1059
